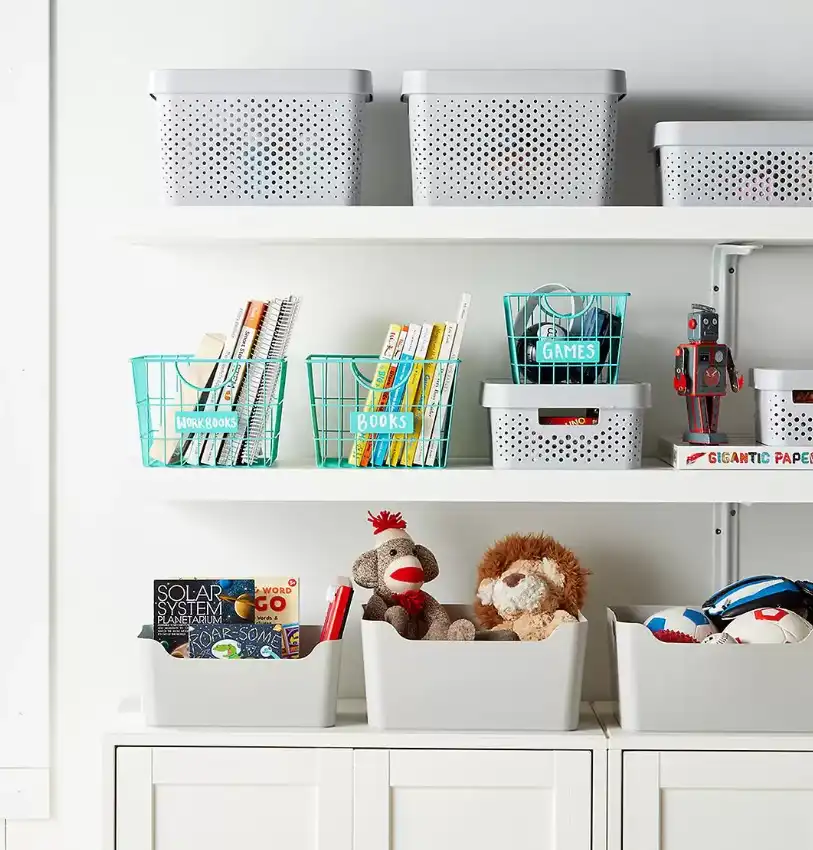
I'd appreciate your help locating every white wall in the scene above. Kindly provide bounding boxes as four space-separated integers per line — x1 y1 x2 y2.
9 0 813 847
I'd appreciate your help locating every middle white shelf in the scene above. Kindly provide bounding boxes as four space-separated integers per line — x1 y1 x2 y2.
136 460 813 503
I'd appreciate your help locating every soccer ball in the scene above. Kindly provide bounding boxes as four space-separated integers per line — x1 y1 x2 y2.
723 607 813 644
644 607 716 642
701 632 741 646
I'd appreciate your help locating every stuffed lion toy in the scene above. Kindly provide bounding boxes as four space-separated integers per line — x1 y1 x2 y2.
475 533 588 641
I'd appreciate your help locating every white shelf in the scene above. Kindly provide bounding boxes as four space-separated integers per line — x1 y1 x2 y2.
135 460 813 503
121 206 813 246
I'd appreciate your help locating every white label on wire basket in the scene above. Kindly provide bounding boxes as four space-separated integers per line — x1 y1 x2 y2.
536 339 600 364
350 412 414 434
175 411 239 434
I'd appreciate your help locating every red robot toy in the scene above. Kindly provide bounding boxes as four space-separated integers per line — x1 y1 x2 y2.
674 303 743 445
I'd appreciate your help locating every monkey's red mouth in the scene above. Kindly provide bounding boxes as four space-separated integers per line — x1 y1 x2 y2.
389 566 424 583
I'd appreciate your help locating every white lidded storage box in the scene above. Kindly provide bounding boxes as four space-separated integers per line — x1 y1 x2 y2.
401 69 626 206
362 605 587 730
654 122 813 206
138 625 342 727
609 606 813 732
150 69 373 205
482 381 651 468
752 368 813 445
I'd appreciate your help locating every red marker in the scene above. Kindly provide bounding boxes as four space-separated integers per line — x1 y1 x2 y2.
320 577 354 642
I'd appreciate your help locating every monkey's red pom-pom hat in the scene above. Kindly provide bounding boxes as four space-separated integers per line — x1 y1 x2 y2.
367 511 413 545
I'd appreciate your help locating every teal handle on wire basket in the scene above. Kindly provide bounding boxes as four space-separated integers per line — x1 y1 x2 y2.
174 360 240 393
350 359 413 393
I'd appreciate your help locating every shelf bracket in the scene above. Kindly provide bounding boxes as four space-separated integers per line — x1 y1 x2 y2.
710 243 761 359
712 503 740 591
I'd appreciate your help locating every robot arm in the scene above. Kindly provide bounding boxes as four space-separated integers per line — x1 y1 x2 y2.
674 347 690 395
726 348 744 393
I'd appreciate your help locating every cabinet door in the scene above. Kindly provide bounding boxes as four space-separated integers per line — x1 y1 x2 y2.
115 747 352 850
354 749 592 850
624 751 813 850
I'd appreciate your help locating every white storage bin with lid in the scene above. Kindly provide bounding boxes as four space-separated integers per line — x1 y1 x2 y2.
752 368 813 445
362 605 588 731
481 381 651 468
150 69 373 205
401 69 626 206
138 625 342 727
653 122 813 206
609 606 813 732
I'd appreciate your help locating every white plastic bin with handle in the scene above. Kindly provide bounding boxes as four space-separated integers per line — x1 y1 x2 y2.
362 605 588 730
402 69 626 206
752 368 813 446
150 69 373 205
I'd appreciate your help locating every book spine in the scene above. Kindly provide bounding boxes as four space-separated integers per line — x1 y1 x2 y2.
186 303 249 466
348 324 401 467
361 326 408 467
403 323 445 467
388 322 433 467
413 322 456 466
201 300 266 466
372 323 421 467
425 294 471 467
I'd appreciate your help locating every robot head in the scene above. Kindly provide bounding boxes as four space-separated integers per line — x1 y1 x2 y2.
687 303 719 342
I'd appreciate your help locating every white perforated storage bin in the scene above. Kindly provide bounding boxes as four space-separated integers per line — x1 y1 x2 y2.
362 605 588 731
482 381 651 468
609 606 813 732
150 69 372 205
752 368 813 445
401 69 626 206
654 122 813 206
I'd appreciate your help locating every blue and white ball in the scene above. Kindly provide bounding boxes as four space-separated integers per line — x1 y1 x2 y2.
644 607 717 642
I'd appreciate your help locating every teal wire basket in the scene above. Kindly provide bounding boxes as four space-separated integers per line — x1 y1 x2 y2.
504 289 629 385
131 355 287 468
305 354 461 468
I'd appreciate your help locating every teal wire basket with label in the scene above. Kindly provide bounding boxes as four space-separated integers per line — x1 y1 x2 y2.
131 355 287 467
306 354 461 468
504 286 629 385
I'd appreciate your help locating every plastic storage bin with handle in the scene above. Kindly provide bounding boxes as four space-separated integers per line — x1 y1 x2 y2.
752 368 813 445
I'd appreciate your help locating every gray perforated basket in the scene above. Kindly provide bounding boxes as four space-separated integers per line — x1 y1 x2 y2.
752 368 813 446
401 70 626 206
150 70 372 205
482 381 651 469
654 122 813 206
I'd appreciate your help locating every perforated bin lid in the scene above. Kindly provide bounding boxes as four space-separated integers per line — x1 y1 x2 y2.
480 381 651 409
401 69 626 101
751 368 813 391
653 121 813 149
150 69 373 100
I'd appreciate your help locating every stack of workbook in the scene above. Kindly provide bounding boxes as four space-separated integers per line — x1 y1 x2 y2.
149 296 300 467
348 293 470 468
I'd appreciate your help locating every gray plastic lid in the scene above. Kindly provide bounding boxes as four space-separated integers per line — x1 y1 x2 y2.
751 368 813 391
481 380 651 409
653 121 813 149
401 69 626 101
150 69 373 100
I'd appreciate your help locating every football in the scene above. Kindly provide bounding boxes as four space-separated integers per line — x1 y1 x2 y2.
723 607 813 645
701 632 741 646
644 607 716 642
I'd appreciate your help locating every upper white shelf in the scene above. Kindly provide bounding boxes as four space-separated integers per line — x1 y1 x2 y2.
122 206 813 246
136 461 813 504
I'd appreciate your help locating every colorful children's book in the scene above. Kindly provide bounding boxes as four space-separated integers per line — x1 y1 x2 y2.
254 577 300 658
414 321 457 466
153 579 255 654
189 622 284 659
372 323 421 466
389 323 433 466
348 324 400 466
403 323 445 467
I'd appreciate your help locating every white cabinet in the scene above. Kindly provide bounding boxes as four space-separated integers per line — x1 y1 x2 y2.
354 749 592 850
623 750 813 850
114 747 353 850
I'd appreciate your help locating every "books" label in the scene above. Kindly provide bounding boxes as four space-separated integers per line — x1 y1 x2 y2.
350 411 414 434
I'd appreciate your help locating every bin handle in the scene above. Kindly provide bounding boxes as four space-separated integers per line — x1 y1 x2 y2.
174 361 239 393
350 360 413 393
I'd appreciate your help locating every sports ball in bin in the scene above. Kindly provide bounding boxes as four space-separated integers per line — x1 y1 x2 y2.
644 607 716 642
723 607 813 644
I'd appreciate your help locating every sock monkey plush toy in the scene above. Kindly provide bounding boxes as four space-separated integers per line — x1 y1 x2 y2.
353 510 475 641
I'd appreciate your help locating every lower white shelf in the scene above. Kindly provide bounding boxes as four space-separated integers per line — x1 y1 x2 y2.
135 459 813 503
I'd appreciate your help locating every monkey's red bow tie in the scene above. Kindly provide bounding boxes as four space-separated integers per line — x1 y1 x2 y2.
391 590 426 616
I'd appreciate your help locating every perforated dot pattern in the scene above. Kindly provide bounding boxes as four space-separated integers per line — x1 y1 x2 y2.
156 95 366 205
489 408 644 468
407 95 619 205
757 391 813 445
659 146 813 206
